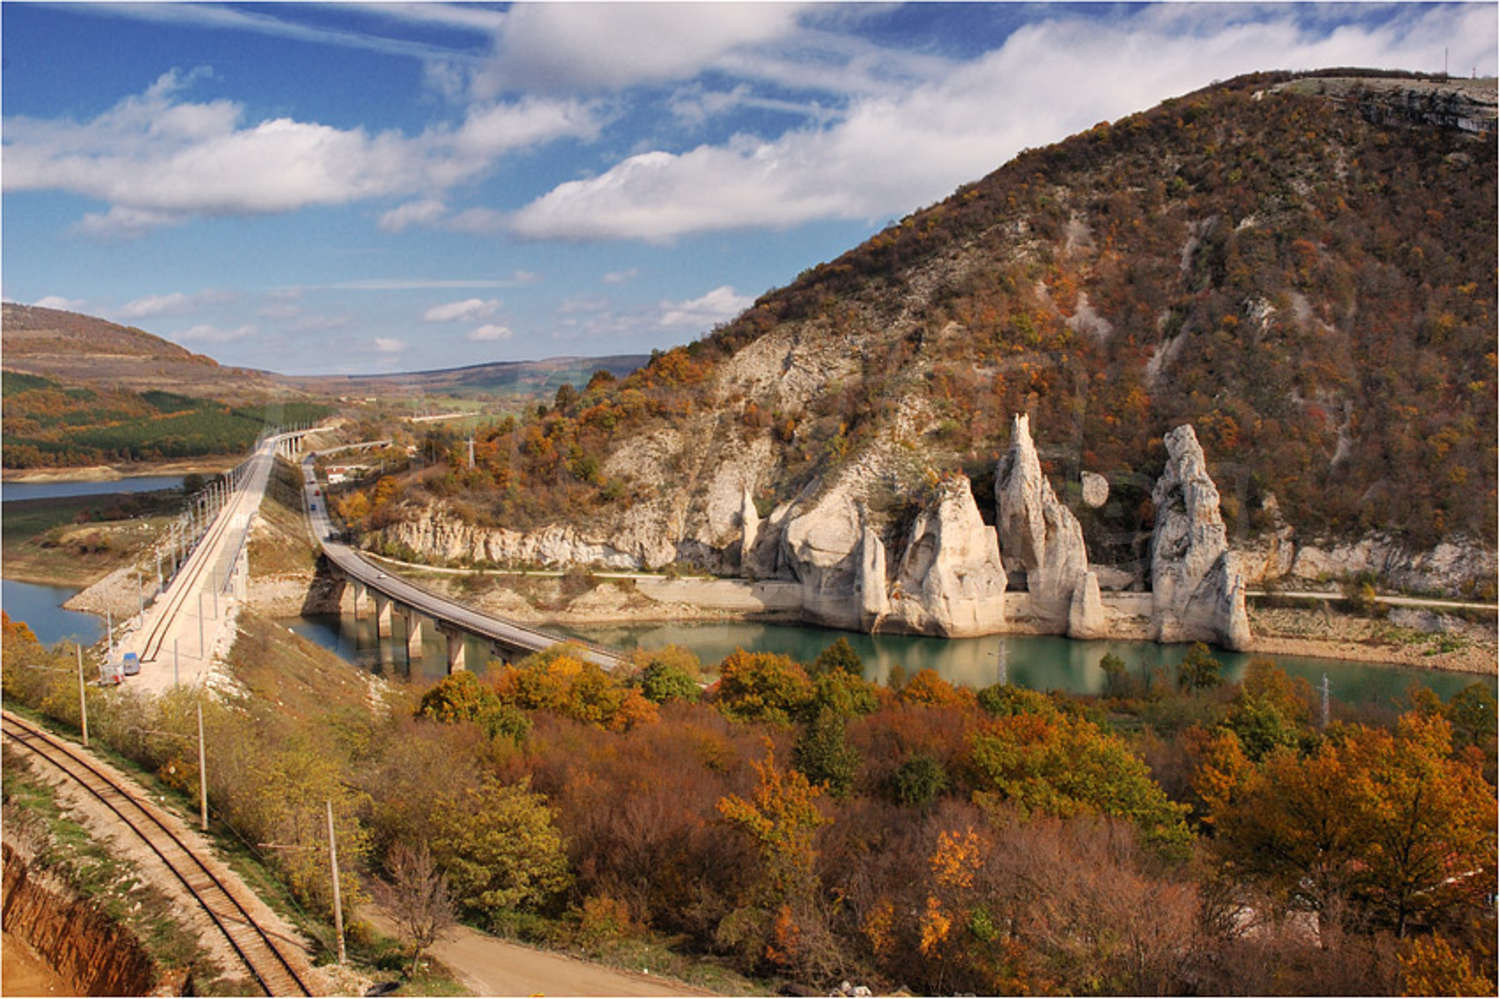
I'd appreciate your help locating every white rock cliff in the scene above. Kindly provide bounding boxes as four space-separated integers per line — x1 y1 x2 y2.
1149 425 1251 649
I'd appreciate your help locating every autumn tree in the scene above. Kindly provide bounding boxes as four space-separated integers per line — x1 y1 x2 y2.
1205 713 1497 936
374 842 456 977
714 649 814 725
716 740 837 977
430 776 572 923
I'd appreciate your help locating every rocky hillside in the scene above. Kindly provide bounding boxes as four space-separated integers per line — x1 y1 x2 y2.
372 70 1497 622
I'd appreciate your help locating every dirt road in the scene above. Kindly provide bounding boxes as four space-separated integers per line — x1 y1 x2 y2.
363 909 717 997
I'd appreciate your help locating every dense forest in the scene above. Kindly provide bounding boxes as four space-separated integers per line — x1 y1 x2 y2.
383 71 1495 560
5 615 1494 994
1 371 330 467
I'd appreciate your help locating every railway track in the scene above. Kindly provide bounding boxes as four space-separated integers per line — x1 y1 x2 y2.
1 711 317 996
136 447 265 664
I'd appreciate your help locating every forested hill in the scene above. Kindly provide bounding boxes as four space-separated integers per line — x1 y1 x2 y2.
1 302 282 400
415 70 1496 556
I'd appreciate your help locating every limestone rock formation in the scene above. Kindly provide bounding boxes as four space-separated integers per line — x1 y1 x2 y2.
887 476 1006 637
995 414 1090 630
780 486 866 630
858 524 889 631
1149 424 1251 649
1081 471 1110 508
1067 571 1107 639
739 485 760 568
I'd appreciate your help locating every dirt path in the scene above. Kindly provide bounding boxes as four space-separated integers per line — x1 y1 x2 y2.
362 908 717 997
1 931 73 996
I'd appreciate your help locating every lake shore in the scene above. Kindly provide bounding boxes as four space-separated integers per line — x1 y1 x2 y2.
333 564 1498 677
2 459 235 484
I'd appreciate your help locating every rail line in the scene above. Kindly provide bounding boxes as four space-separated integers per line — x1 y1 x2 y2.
1 711 316 996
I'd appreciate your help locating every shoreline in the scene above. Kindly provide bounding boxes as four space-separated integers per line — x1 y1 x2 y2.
2 459 236 484
350 566 1498 677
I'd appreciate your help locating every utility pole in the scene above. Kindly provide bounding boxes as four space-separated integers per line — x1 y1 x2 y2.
327 800 346 964
198 592 205 656
106 610 114 660
467 435 475 470
197 701 209 831
76 645 89 748
1320 673 1331 729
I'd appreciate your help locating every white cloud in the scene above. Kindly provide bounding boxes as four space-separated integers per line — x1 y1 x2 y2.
32 296 85 311
602 268 639 285
332 277 516 291
470 3 807 95
5 70 603 236
290 314 352 333
379 198 447 232
118 292 194 319
468 324 513 342
511 4 1498 242
174 323 256 343
660 285 752 328
116 288 236 319
374 336 407 353
424 298 501 322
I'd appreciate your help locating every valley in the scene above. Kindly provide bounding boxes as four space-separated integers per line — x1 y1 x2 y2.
3 63 1495 998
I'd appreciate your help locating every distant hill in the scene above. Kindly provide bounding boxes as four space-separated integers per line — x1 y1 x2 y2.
1 303 285 401
279 354 650 400
390 69 1496 577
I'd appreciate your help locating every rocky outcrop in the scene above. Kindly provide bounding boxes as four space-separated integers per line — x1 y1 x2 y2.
887 476 1006 637
780 485 866 630
380 503 678 569
1287 534 1497 598
1081 471 1109 508
995 414 1090 632
1149 425 1251 649
1067 571 1107 639
858 525 889 631
738 486 759 568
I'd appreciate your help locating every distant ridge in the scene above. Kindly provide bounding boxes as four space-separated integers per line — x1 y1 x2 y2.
1 302 285 400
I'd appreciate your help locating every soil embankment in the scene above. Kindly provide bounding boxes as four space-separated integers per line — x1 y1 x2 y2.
1 841 158 996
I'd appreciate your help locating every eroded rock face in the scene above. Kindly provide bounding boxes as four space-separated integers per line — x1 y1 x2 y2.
1149 424 1251 649
381 504 676 569
739 486 760 568
858 524 889 631
995 414 1089 629
887 476 1006 637
1067 571 1107 639
781 486 866 630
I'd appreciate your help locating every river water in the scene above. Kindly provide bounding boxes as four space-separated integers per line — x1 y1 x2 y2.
2 577 1484 705
0 475 186 502
0 579 103 646
283 610 1489 705
0 474 187 501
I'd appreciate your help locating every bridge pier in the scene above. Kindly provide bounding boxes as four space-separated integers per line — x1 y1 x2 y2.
400 609 425 666
373 594 392 640
349 581 365 621
438 626 467 673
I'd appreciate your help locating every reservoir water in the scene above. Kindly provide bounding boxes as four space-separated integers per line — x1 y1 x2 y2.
0 475 186 502
0 579 102 647
284 611 1489 705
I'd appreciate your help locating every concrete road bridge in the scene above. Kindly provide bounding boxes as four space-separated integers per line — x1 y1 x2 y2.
298 449 624 673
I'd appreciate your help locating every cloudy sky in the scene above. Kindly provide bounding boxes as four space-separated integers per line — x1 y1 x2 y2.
3 2 1495 375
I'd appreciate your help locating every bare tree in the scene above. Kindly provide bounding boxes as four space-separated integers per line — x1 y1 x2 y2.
374 842 456 978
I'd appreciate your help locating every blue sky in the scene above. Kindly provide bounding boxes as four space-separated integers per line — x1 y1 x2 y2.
3 2 1495 375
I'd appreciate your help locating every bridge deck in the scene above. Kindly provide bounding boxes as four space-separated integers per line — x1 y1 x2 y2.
299 453 623 670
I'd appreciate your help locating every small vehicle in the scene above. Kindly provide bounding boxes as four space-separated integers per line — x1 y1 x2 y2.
122 652 141 677
310 501 317 512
